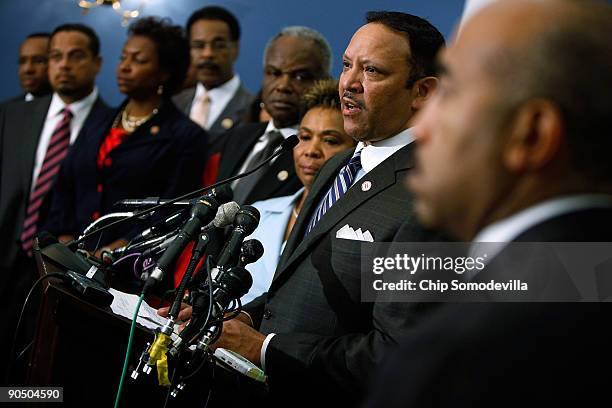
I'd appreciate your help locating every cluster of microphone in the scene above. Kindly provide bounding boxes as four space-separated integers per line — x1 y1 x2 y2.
118 185 265 394
58 134 298 397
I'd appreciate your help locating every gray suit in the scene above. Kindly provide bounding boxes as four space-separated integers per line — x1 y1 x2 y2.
243 144 441 405
172 81 253 149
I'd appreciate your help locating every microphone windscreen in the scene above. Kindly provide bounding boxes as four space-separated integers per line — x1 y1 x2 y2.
213 201 240 228
240 239 264 265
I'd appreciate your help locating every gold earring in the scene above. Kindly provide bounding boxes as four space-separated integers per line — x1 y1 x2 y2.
157 85 164 95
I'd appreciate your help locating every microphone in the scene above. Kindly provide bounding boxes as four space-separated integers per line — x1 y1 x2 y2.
169 265 253 355
143 194 220 294
114 184 234 209
113 201 240 261
238 239 264 267
216 206 261 268
127 210 187 246
74 135 296 248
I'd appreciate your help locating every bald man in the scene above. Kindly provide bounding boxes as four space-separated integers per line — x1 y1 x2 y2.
365 0 612 406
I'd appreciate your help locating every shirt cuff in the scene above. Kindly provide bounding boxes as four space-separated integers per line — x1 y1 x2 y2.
261 333 276 371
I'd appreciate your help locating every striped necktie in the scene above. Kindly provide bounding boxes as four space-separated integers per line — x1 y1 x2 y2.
306 149 362 234
21 107 73 254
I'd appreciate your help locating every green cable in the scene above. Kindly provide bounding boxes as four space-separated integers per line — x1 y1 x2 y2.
114 293 145 408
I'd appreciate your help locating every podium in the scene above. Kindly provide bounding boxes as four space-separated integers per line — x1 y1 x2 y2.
26 251 169 407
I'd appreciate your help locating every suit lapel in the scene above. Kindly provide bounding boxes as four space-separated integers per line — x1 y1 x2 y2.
224 122 268 176
275 144 414 283
173 87 196 115
248 151 297 201
278 150 350 267
20 96 51 194
209 85 250 134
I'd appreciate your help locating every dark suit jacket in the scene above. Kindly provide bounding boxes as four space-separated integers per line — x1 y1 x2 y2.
242 144 441 405
216 122 302 205
364 207 612 408
43 100 208 244
0 94 107 295
173 82 253 148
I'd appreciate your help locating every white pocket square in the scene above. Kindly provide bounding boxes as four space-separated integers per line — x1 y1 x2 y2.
336 224 374 242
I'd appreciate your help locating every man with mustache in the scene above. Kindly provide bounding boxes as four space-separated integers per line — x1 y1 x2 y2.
365 0 612 406
216 26 332 205
209 11 444 405
0 23 107 380
173 6 253 146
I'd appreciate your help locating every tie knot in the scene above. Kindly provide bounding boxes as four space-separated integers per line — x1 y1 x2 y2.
199 91 210 103
267 130 284 144
347 149 362 170
62 107 73 119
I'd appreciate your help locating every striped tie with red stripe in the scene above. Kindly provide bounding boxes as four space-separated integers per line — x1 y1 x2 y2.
20 107 73 254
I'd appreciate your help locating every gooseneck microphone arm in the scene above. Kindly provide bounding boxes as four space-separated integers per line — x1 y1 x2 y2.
68 135 299 249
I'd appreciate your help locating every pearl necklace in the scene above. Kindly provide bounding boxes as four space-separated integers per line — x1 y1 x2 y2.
120 107 158 133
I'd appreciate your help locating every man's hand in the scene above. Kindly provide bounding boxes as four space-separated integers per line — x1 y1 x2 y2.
158 302 193 322
212 318 266 366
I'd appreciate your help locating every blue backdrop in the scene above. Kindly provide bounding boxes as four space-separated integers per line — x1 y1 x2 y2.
0 0 465 105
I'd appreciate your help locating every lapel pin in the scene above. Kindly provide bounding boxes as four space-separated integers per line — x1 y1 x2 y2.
361 180 372 191
277 170 289 181
150 125 160 135
221 118 234 129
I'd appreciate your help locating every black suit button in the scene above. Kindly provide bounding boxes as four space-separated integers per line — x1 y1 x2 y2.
263 309 272 319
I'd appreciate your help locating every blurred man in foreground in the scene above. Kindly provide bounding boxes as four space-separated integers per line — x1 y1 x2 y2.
366 1 612 406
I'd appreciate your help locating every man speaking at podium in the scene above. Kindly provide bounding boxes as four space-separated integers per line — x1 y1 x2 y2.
204 11 445 406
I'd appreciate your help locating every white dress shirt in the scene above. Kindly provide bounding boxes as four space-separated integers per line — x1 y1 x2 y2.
353 127 415 183
190 75 241 130
31 88 99 191
260 127 414 370
469 194 612 268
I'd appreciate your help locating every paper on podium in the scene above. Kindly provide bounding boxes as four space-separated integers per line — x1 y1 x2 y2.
109 288 176 333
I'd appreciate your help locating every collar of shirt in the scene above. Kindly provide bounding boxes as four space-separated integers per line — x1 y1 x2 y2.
262 120 298 140
47 87 99 121
194 75 241 127
468 194 612 267
474 194 612 244
25 93 34 102
351 127 414 183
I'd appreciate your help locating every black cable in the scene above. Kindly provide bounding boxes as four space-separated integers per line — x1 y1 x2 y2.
8 272 65 379
162 365 178 408
202 353 215 408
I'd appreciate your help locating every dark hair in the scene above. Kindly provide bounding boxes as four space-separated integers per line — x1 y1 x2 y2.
26 32 51 40
186 6 240 41
366 11 445 87
128 16 190 97
300 79 341 115
51 23 100 56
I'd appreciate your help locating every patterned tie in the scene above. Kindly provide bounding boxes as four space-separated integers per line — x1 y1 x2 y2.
190 90 210 129
233 130 284 204
306 149 362 234
21 107 73 254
